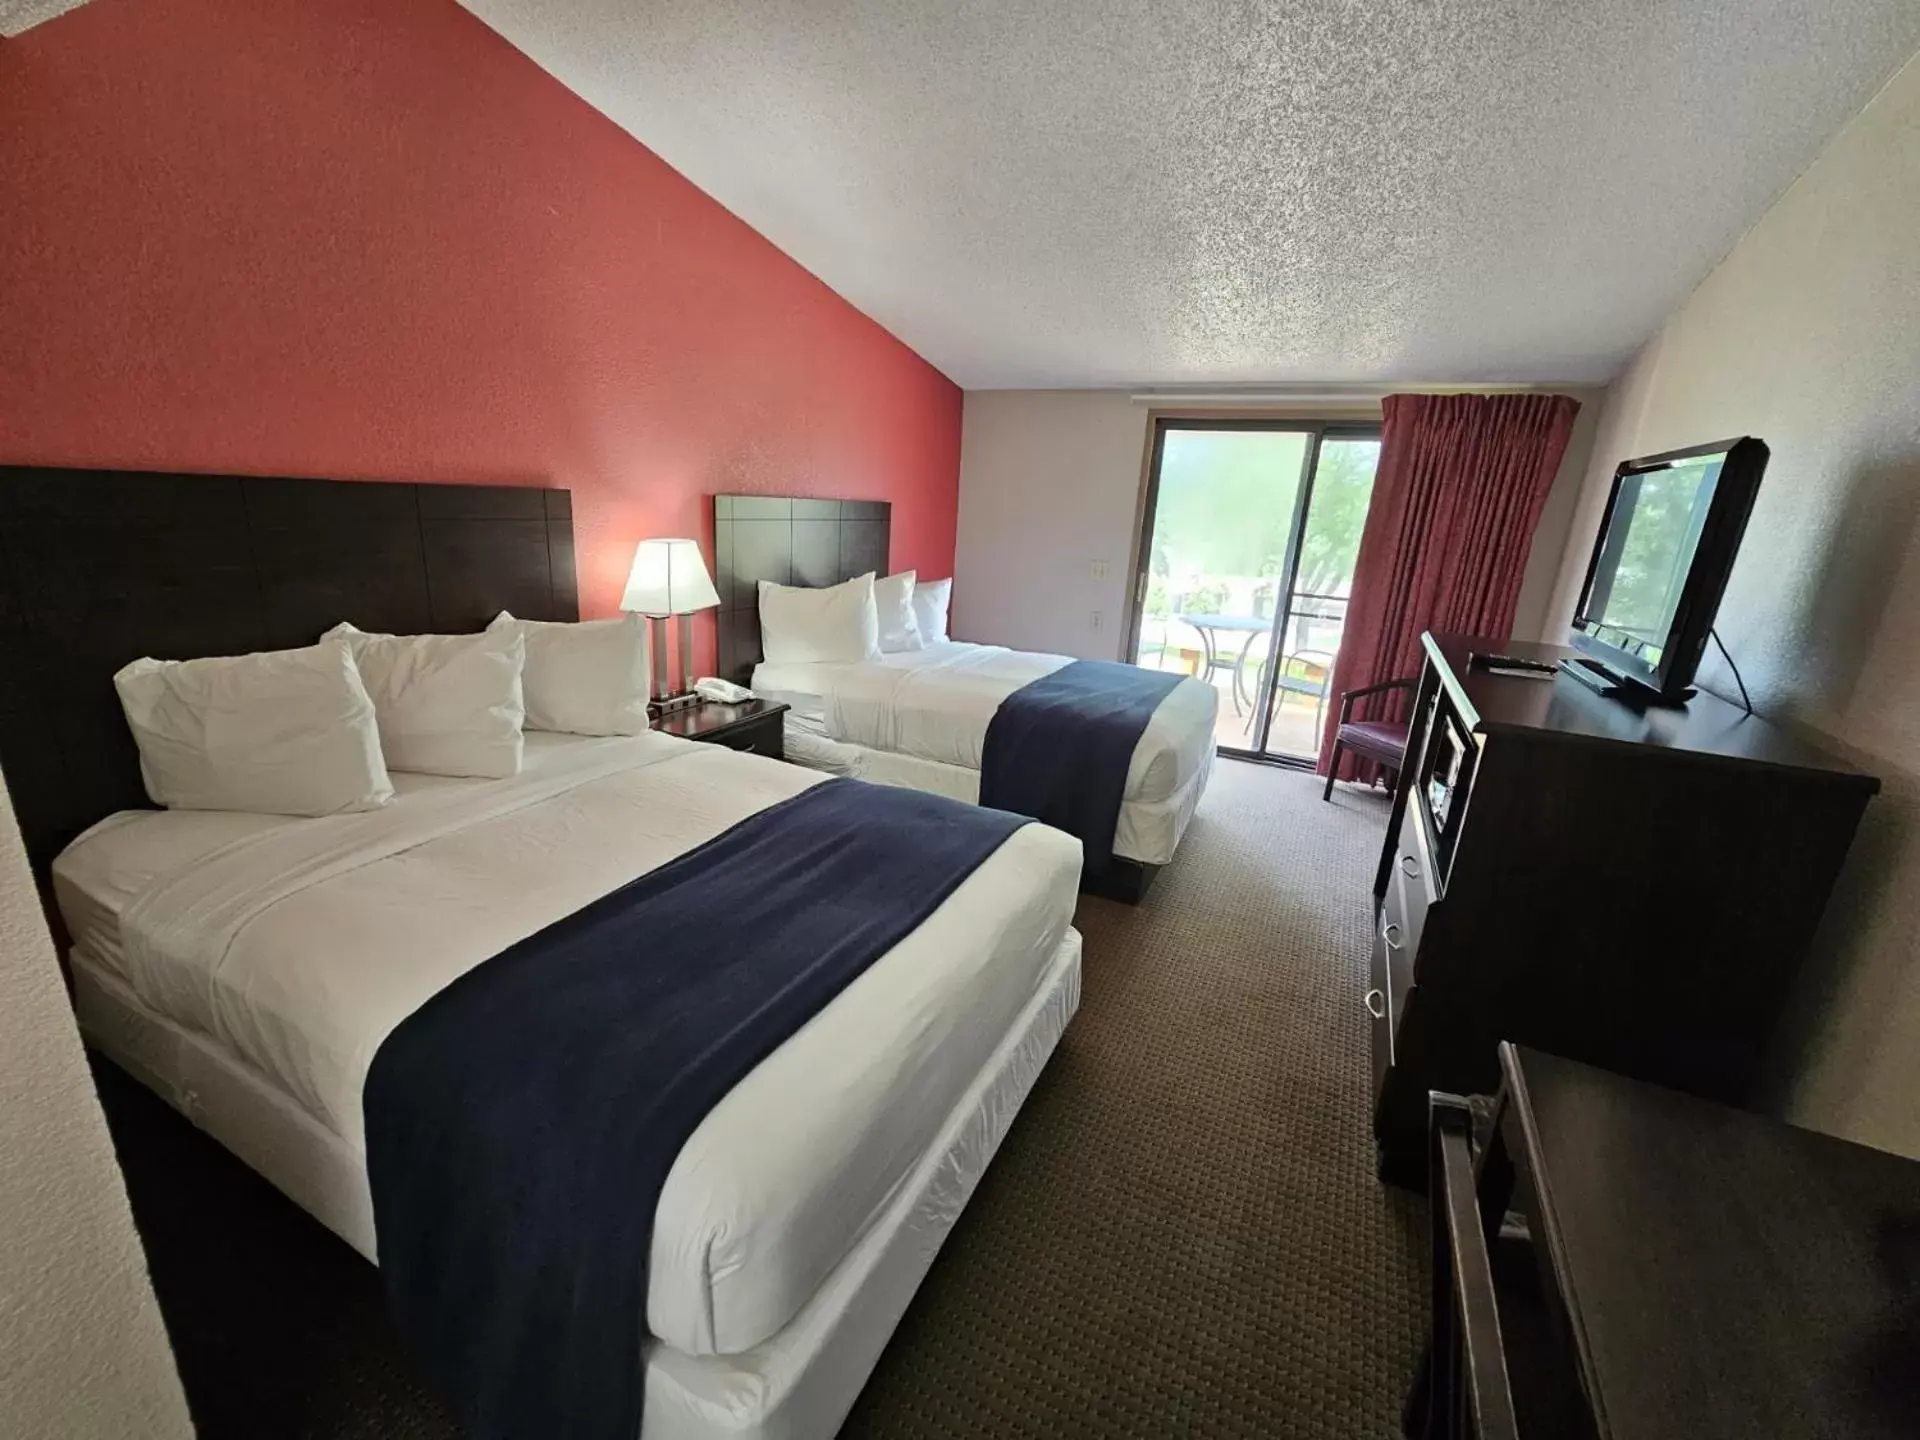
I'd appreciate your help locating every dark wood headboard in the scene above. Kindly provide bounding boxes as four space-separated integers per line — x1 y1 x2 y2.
712 495 890 682
0 466 577 874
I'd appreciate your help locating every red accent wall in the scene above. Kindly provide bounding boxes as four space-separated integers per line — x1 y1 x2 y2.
0 0 961 673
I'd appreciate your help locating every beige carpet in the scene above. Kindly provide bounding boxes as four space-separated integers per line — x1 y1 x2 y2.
98 756 1427 1438
840 758 1428 1438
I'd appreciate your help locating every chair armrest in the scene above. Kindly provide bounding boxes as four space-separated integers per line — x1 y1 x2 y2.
1341 676 1415 702
1336 675 1414 725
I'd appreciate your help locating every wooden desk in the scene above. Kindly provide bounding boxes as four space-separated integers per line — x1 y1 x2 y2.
1411 1044 1920 1439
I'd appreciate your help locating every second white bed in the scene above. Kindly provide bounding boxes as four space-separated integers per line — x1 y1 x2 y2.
754 641 1218 866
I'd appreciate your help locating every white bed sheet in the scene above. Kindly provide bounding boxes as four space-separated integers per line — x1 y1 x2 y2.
52 732 1081 1359
752 641 1217 806
789 728 1215 868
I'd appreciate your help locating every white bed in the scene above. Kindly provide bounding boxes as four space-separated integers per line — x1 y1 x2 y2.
753 641 1218 868
55 730 1083 1439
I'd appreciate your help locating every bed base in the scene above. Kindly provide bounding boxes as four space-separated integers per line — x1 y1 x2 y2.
71 933 1083 1440
1083 858 1159 904
782 730 1211 905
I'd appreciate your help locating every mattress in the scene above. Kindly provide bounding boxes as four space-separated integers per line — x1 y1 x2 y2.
72 930 1083 1440
789 728 1216 868
52 731 1081 1358
753 641 1218 807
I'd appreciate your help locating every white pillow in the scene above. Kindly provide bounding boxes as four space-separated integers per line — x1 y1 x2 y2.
324 623 525 779
912 577 953 644
873 571 924 653
489 611 650 736
758 573 880 664
113 637 393 816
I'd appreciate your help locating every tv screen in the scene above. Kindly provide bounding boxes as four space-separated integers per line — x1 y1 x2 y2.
1568 437 1768 701
1576 451 1726 670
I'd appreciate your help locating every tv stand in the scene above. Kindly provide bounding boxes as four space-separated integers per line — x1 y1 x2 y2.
1557 654 1694 706
1367 632 1879 1190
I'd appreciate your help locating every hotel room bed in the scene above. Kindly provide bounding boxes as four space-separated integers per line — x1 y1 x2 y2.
756 639 1218 867
712 496 1218 897
4 466 1087 1440
56 730 1083 1438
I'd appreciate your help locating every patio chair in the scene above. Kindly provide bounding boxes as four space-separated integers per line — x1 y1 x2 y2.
1241 611 1339 744
1242 646 1334 740
1321 676 1416 801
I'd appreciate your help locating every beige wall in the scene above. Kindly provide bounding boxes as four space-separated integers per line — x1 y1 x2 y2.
954 388 1599 660
1543 52 1920 1158
954 391 1144 659
0 768 192 1438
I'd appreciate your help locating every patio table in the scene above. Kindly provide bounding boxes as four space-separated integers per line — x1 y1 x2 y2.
1173 613 1271 714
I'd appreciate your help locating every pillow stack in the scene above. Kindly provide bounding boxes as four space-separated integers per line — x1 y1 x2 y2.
113 612 655 818
757 571 954 663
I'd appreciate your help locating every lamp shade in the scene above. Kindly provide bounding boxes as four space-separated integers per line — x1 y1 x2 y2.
621 538 721 616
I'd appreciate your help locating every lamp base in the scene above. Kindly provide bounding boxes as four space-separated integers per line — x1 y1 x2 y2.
648 691 701 718
678 611 697 697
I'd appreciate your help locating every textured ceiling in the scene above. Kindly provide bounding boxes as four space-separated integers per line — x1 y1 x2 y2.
0 0 92 36
459 1 1920 388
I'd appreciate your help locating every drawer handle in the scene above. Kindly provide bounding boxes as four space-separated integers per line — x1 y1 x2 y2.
1400 853 1420 879
1365 988 1386 1019
1382 921 1403 949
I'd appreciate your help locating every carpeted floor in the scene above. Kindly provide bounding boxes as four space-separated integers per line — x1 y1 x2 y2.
95 757 1427 1439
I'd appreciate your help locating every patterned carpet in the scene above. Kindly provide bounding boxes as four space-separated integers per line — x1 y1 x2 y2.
96 757 1427 1439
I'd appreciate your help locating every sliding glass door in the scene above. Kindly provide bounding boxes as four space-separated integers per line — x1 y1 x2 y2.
1129 420 1381 763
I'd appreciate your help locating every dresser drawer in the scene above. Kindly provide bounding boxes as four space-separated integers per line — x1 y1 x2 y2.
1391 802 1435 957
656 701 790 759
1379 897 1413 1032
708 719 784 760
1368 918 1395 1101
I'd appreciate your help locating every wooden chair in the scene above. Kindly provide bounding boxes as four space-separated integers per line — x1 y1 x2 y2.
1322 676 1415 801
1401 1094 1522 1440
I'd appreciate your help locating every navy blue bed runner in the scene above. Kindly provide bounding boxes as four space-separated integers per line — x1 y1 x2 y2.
980 660 1183 874
363 778 1028 1440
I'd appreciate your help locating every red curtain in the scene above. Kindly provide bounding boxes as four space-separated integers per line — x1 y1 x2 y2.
1317 392 1580 782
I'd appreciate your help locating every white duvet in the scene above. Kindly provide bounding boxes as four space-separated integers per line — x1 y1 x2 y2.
52 732 1080 1358
754 641 1218 805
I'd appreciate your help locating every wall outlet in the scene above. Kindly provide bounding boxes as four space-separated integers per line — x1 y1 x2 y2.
1089 559 1110 581
1090 610 1104 632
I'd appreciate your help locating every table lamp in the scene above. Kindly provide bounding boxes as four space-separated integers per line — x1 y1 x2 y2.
621 538 721 713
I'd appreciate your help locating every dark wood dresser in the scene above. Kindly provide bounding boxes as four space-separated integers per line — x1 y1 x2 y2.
1369 633 1878 1187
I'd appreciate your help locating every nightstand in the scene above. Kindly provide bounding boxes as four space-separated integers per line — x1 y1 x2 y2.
651 698 788 760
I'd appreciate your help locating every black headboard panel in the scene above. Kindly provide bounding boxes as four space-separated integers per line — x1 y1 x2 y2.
712 495 890 682
0 466 576 873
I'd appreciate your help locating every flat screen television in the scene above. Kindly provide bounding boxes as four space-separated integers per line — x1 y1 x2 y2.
1565 436 1768 703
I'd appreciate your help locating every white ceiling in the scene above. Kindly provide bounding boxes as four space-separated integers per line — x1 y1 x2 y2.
0 0 92 36
460 1 1920 389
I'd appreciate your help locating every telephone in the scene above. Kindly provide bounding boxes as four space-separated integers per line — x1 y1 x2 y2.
694 676 755 704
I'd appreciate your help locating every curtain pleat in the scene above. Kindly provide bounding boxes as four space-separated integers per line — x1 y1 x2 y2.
1316 392 1580 783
